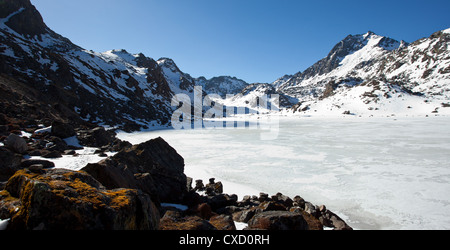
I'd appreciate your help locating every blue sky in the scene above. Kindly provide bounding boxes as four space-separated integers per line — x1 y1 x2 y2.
31 0 450 83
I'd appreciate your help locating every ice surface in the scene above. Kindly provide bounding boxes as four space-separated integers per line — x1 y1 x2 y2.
117 116 450 230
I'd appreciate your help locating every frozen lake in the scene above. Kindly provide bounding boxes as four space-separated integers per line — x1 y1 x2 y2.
117 116 450 230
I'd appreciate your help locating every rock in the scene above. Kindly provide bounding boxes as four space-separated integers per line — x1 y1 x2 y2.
4 134 28 154
273 193 293 207
204 193 238 211
257 201 287 212
209 214 236 230
41 150 62 159
82 137 187 204
258 193 269 202
304 202 318 217
193 203 213 220
0 147 23 181
27 164 44 173
247 211 309 230
20 159 55 169
194 179 205 191
50 121 75 139
293 195 305 208
160 211 216 230
319 210 353 230
205 178 224 195
289 207 323 230
1 169 159 230
232 209 256 223
77 127 116 148
46 136 68 152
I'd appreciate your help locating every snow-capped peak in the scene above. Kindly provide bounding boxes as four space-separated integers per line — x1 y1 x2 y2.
443 28 450 34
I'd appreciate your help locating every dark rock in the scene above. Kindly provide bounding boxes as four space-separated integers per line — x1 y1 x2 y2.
319 210 353 230
257 201 287 212
233 209 256 223
77 127 116 148
0 147 23 181
204 194 238 211
20 159 55 169
194 179 205 191
206 179 224 195
4 134 28 154
258 192 269 202
46 136 68 152
41 150 62 159
248 211 309 230
50 121 75 139
1 169 160 230
293 195 306 208
82 137 187 204
27 164 43 173
289 207 323 230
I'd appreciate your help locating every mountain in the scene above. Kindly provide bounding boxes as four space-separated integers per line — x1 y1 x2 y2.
0 0 199 131
274 30 450 116
1 0 449 132
195 76 249 98
275 31 408 99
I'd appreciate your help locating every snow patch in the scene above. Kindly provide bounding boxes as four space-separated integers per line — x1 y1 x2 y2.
0 218 10 230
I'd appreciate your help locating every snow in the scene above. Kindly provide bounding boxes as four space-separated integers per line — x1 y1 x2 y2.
34 126 52 134
0 218 10 230
117 116 450 230
234 222 248 230
28 147 114 171
442 28 450 34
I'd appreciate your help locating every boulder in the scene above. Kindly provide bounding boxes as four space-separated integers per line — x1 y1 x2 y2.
0 147 23 181
20 159 55 169
77 127 116 148
247 211 309 230
1 169 160 230
50 121 75 139
209 214 236 230
82 137 187 204
319 210 353 230
4 134 28 154
205 178 223 195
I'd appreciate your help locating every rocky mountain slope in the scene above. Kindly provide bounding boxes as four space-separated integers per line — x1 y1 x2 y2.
274 30 450 116
0 0 202 131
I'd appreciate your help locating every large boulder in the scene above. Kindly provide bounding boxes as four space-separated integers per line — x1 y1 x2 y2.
77 127 117 148
4 134 28 154
0 147 23 181
0 169 160 230
50 121 76 139
82 137 187 204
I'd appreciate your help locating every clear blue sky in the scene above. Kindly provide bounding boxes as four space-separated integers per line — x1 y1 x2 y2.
31 0 450 83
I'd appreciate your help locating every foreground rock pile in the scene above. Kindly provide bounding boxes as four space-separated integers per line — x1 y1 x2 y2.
161 178 352 230
0 121 353 230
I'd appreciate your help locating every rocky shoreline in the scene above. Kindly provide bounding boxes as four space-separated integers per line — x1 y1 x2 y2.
0 120 352 230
